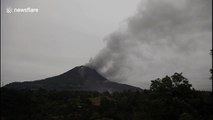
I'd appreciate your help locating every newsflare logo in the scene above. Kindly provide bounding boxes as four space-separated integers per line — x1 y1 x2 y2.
6 7 13 13
6 7 39 13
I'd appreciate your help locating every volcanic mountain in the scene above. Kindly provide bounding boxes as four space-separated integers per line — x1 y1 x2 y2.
3 66 142 92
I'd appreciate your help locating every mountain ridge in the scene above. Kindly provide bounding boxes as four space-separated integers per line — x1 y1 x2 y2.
3 66 142 92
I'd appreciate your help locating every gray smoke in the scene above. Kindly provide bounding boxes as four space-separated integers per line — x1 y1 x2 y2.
88 0 212 90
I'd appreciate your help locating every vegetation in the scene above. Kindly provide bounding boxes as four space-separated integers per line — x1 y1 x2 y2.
1 73 212 120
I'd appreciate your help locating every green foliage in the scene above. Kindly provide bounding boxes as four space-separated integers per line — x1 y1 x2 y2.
179 113 193 120
1 73 212 120
151 73 192 91
150 73 193 98
1 88 212 120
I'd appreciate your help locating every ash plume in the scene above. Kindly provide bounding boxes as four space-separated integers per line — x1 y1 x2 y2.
88 0 212 89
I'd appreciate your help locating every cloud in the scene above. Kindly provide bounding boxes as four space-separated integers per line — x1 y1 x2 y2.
88 0 212 90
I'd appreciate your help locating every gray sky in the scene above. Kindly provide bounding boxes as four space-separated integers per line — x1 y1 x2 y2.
1 0 212 91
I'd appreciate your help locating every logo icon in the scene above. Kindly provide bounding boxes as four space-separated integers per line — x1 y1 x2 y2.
6 7 13 13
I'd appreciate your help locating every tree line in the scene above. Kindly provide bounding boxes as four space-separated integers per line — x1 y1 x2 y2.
1 72 212 120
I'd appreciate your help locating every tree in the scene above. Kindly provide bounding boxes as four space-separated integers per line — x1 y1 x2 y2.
150 73 193 97
171 73 192 90
178 113 193 120
150 76 173 92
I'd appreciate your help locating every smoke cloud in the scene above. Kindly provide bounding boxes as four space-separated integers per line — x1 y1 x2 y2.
88 0 212 90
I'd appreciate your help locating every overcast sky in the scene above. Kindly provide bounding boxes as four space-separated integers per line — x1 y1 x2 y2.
1 0 212 91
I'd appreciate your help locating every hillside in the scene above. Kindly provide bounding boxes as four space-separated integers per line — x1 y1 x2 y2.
3 66 142 92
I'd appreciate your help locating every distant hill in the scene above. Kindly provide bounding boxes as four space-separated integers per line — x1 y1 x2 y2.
3 66 142 92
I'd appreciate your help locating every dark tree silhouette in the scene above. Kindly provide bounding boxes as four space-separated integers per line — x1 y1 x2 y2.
150 73 192 92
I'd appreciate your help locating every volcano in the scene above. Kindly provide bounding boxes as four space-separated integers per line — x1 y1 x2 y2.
3 66 142 92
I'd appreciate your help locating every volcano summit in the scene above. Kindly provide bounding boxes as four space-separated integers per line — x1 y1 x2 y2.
3 66 142 92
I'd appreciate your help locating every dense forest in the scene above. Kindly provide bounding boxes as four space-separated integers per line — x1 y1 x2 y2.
1 73 212 120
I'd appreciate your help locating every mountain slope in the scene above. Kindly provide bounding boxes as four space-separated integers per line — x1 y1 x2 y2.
3 66 142 92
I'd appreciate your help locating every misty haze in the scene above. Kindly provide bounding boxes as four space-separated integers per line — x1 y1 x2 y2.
1 0 212 120
2 0 212 91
